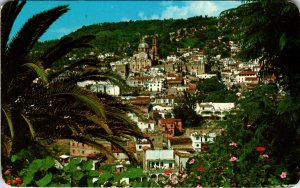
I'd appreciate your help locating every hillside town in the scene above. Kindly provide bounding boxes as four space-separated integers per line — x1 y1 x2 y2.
61 35 276 183
3 0 300 187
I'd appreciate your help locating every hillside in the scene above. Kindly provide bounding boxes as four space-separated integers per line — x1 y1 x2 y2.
34 16 234 63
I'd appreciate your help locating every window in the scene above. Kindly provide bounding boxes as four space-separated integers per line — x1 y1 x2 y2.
72 149 75 154
196 136 199 140
139 145 142 149
82 150 85 154
169 163 173 168
196 144 199 147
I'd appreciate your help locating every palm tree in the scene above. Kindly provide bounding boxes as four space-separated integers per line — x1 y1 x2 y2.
1 0 144 164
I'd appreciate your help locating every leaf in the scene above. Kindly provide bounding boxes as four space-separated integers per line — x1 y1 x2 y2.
85 115 112 135
22 173 34 186
11 155 19 162
81 160 94 171
23 63 48 85
279 33 287 51
72 94 106 120
2 108 14 139
35 173 53 187
88 170 100 177
21 114 36 139
42 156 55 169
98 171 113 184
72 171 84 181
28 159 43 173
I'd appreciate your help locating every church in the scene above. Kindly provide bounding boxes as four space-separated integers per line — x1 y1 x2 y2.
129 36 159 72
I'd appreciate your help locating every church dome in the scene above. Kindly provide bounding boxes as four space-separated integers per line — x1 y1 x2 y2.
138 41 149 49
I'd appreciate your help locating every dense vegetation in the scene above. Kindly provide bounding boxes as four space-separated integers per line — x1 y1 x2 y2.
34 15 232 60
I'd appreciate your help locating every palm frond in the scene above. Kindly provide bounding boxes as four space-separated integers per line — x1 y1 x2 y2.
6 5 69 61
71 93 106 121
1 0 26 53
41 35 95 69
85 115 112 135
48 58 99 81
23 63 48 85
20 114 36 140
2 108 14 139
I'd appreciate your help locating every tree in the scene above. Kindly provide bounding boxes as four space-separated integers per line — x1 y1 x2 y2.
220 0 300 97
173 92 203 127
1 0 143 164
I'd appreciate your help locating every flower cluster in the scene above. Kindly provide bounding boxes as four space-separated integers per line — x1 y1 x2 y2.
229 142 237 147
2 164 22 187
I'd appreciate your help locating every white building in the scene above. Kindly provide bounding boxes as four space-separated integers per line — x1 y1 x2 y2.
190 131 216 151
195 102 235 120
144 150 175 171
77 81 120 96
235 71 257 84
136 138 152 152
174 151 194 171
197 74 217 79
144 77 164 92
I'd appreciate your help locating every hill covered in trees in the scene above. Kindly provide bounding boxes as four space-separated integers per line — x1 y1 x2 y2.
34 15 234 60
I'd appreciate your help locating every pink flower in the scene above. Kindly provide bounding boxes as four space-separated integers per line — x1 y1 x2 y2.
247 124 251 128
229 156 237 162
280 172 287 179
220 128 225 132
196 176 201 180
229 142 237 147
171 178 178 185
197 185 203 188
189 158 196 164
165 185 172 188
262 154 269 158
182 174 187 179
190 172 195 175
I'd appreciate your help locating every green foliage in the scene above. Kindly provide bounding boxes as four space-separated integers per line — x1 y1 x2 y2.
8 154 101 187
181 84 300 186
33 16 223 60
197 77 237 103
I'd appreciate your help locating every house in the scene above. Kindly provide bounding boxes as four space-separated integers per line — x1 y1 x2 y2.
144 77 164 92
152 106 174 119
174 151 194 171
143 150 175 172
136 138 152 152
186 128 219 151
77 81 120 96
235 71 257 83
195 102 235 120
70 139 111 159
136 119 155 132
128 96 151 114
167 78 184 88
112 148 129 162
153 95 176 106
168 137 194 152
158 118 184 139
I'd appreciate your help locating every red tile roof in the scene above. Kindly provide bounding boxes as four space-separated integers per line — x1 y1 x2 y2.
159 118 182 124
239 71 256 76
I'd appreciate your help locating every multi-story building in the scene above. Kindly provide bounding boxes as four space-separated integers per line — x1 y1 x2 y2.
70 139 111 159
158 118 184 139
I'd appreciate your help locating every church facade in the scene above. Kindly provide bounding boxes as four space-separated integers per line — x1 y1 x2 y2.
129 36 159 72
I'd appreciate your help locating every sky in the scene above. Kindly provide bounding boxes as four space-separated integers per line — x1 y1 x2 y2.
9 1 242 42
